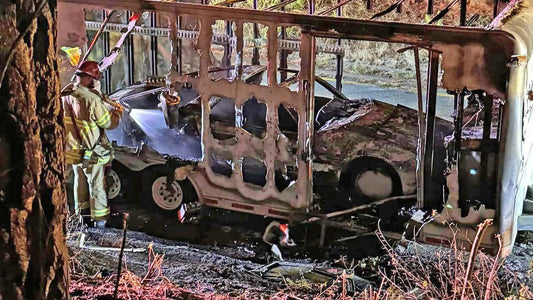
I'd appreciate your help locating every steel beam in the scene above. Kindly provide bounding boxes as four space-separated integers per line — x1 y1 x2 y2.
413 47 425 208
252 0 260 65
85 20 345 55
481 93 494 203
454 91 464 160
280 3 288 82
423 50 439 204
177 16 182 74
127 11 135 84
73 1 514 52
335 0 343 91
102 9 111 94
150 12 158 75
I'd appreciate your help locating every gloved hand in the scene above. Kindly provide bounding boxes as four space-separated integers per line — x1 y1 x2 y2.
111 107 124 118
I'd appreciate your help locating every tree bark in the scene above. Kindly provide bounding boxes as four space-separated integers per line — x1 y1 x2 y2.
0 0 69 299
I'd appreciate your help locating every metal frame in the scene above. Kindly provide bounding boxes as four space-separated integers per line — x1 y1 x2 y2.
191 15 315 210
126 11 135 85
150 12 158 75
64 0 528 256
422 50 439 204
85 20 345 55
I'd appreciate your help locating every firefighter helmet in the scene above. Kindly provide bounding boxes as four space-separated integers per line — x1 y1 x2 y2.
76 60 102 79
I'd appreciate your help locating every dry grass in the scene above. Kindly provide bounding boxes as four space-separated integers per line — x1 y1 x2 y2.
69 218 531 299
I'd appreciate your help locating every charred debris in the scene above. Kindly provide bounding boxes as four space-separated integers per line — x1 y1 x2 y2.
55 0 533 259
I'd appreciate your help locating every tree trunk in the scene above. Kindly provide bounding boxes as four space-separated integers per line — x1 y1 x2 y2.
0 0 69 299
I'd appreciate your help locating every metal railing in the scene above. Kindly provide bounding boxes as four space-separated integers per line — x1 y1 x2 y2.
85 20 345 55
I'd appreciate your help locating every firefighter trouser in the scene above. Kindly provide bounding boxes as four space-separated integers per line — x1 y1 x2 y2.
72 163 110 220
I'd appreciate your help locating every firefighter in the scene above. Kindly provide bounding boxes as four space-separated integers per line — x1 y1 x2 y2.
62 60 122 228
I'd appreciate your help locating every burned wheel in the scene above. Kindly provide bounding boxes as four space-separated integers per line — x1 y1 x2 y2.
341 157 402 204
152 176 183 211
141 165 196 217
106 169 121 200
106 161 130 201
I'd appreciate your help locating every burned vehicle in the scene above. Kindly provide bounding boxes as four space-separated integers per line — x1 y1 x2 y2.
107 65 452 219
105 65 266 209
56 0 533 256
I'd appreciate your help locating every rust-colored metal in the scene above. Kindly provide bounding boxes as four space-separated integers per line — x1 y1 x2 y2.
59 0 522 254
188 14 315 208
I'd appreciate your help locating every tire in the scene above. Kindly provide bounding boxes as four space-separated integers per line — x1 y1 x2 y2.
340 157 402 204
106 161 130 202
141 165 196 217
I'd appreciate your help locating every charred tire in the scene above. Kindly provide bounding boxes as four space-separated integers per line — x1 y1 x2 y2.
340 157 403 204
141 165 196 217
106 161 130 202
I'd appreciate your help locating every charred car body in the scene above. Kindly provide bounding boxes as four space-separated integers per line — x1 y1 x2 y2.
107 67 453 217
59 0 533 256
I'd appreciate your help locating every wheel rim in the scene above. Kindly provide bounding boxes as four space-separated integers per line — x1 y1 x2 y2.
355 169 393 199
151 176 184 210
106 169 121 200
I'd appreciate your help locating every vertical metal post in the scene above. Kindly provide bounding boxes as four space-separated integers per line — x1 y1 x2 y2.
423 50 439 204
481 94 494 203
309 0 315 14
102 9 111 94
127 11 135 85
335 0 343 91
414 47 425 209
280 2 288 82
493 0 499 18
177 16 182 75
150 12 158 75
482 94 494 141
396 3 402 13
497 100 503 141
427 0 434 15
454 91 464 160
168 15 180 82
223 18 233 67
252 0 260 65
460 0 467 26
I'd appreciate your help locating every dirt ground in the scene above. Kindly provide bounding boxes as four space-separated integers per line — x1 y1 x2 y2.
70 228 279 296
67 203 533 299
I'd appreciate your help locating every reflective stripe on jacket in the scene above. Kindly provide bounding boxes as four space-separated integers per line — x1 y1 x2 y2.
63 85 120 165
